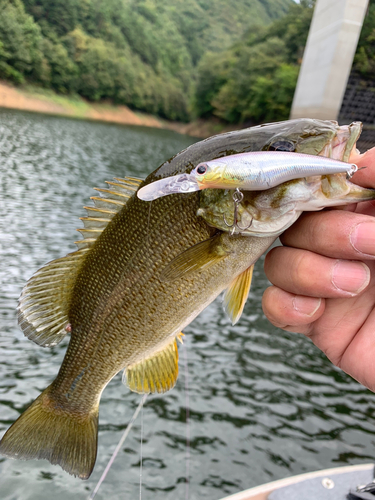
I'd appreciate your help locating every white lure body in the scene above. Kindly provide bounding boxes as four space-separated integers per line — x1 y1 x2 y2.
137 151 357 201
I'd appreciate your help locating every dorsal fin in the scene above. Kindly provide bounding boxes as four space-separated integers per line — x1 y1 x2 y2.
18 175 143 347
76 176 143 250
124 337 179 394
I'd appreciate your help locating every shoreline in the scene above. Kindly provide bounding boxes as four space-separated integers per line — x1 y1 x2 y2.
0 81 237 139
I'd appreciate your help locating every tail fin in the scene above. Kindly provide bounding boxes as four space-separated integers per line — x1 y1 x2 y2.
0 385 98 479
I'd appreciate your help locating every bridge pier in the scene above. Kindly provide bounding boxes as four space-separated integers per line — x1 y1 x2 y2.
290 0 369 121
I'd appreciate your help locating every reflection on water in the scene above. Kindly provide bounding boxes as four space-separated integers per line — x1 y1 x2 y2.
0 109 374 500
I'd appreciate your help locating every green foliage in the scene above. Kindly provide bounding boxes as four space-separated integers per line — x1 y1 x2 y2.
0 0 293 121
242 64 299 123
352 0 375 79
62 27 190 119
41 38 77 93
194 1 314 123
0 0 44 82
194 51 231 118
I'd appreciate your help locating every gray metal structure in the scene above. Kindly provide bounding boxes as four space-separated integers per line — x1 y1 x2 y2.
290 0 369 121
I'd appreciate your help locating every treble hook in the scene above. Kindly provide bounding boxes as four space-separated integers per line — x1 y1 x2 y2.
346 164 367 180
223 188 252 235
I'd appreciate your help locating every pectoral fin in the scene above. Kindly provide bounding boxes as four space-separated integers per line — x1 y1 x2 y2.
223 264 254 325
160 234 230 282
18 249 90 347
124 337 179 394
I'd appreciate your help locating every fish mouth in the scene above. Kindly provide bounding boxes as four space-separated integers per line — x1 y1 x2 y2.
319 121 362 162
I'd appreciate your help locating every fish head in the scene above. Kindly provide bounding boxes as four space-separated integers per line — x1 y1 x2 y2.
137 119 362 201
262 119 361 161
197 121 374 237
151 119 362 179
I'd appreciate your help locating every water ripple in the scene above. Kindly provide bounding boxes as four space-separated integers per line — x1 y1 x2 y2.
0 110 375 500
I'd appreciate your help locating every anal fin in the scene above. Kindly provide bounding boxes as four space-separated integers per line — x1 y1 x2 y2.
223 264 254 325
124 337 179 394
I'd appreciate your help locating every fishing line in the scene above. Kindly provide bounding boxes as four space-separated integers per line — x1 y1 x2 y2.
139 393 144 500
88 394 148 500
184 340 190 500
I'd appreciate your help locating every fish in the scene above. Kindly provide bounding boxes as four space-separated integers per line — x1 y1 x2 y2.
137 151 359 201
0 118 374 480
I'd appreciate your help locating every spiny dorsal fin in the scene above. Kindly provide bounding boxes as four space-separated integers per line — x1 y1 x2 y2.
223 264 254 325
124 337 179 394
17 248 90 347
160 234 229 282
76 176 143 250
19 175 144 347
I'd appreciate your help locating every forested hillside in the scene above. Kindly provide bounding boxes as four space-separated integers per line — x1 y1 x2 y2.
195 0 315 124
0 0 292 120
1 0 373 125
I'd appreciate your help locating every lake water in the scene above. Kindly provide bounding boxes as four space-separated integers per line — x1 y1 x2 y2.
0 109 374 500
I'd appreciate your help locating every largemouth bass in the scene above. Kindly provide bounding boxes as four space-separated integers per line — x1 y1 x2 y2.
0 119 374 480
137 151 358 200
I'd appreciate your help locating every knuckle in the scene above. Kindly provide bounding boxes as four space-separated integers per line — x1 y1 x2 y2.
290 251 313 293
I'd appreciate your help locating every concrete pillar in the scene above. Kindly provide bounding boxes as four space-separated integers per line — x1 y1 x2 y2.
290 0 369 120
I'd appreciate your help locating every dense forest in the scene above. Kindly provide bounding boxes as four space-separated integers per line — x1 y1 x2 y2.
196 0 375 125
0 0 295 120
0 0 373 123
195 0 315 124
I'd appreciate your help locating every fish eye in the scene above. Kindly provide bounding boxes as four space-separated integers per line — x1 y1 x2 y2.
196 164 207 175
268 140 295 152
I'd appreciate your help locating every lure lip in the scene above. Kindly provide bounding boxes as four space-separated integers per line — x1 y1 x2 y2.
137 173 200 201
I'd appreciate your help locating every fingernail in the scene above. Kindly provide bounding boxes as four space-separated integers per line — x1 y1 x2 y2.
350 222 375 257
331 260 370 295
293 296 321 316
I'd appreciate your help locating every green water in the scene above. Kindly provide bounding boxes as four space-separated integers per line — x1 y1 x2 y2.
0 109 374 500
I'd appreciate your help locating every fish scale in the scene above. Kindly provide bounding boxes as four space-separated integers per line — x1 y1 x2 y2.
58 194 211 392
1 118 374 480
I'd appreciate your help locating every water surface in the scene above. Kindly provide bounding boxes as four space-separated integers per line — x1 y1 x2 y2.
0 110 374 500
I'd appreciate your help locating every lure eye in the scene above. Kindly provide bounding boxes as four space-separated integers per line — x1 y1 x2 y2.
268 140 295 152
196 164 207 175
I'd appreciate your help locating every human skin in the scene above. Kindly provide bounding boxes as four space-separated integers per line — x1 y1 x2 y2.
262 147 375 392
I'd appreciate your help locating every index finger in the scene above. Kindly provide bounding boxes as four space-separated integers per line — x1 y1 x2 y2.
280 208 375 261
279 146 375 259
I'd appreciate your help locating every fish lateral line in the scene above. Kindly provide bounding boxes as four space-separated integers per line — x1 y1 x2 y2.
4 118 373 482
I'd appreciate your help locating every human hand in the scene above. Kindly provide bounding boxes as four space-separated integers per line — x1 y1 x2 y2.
262 147 375 391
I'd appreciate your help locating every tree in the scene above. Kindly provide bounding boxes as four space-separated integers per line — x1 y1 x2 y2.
0 0 45 83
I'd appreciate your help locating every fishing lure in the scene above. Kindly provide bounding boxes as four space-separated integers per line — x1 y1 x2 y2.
137 151 359 201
